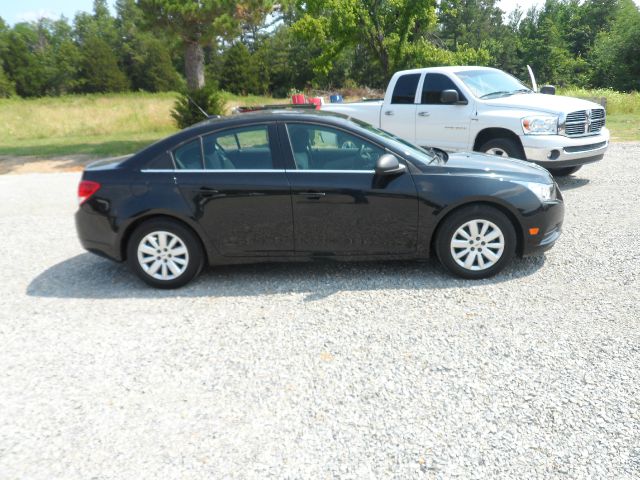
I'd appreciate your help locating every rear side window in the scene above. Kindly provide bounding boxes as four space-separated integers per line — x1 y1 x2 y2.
173 139 203 170
202 125 274 170
421 73 466 104
391 73 421 104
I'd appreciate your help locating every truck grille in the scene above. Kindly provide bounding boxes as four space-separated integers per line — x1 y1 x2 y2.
563 108 605 137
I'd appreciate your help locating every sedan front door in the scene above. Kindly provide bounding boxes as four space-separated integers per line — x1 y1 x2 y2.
280 122 419 255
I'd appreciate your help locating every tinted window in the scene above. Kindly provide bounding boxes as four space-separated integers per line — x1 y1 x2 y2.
286 123 385 171
421 73 466 104
145 152 174 170
202 125 273 170
173 139 203 170
391 73 420 104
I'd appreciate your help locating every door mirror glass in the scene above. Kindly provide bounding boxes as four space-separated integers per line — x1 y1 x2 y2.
540 85 556 95
440 89 460 104
375 154 405 175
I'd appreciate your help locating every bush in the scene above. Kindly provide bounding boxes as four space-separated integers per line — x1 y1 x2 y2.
171 85 225 129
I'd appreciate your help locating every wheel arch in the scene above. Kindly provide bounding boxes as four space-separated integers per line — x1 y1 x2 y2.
430 200 525 258
119 213 212 263
473 127 525 158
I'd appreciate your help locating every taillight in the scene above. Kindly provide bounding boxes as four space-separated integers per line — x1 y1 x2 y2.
78 180 101 205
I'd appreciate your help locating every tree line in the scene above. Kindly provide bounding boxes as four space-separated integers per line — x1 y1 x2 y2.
0 0 638 100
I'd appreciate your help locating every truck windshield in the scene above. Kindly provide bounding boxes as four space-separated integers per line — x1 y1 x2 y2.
349 118 438 165
455 69 531 99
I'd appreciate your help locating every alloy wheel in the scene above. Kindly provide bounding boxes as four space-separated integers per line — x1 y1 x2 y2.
137 231 190 281
450 219 505 271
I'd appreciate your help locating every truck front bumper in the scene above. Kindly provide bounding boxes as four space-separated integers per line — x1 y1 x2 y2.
522 128 609 168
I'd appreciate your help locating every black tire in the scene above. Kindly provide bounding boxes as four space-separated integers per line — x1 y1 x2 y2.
126 218 205 289
479 137 524 159
547 165 581 176
435 205 517 279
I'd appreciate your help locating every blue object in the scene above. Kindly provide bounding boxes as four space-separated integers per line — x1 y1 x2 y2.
330 94 343 103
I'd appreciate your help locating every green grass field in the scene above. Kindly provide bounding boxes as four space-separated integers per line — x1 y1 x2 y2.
0 89 637 159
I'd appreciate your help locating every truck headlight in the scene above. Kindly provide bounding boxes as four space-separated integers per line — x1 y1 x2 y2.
522 116 558 135
514 181 555 202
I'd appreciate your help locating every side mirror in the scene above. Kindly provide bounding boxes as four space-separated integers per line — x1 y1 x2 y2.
440 89 459 104
540 85 556 95
375 154 406 176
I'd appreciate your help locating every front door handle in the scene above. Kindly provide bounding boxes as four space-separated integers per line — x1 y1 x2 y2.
296 191 326 200
384 110 394 116
418 111 430 117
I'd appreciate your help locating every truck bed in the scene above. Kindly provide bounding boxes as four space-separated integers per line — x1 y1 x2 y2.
321 101 383 127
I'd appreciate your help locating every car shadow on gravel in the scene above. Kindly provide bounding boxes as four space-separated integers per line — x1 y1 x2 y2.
555 176 590 191
27 252 546 301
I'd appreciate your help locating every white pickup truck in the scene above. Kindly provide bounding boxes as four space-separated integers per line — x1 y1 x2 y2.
321 66 609 176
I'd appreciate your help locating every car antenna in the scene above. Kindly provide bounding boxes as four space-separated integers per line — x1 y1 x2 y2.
186 94 212 119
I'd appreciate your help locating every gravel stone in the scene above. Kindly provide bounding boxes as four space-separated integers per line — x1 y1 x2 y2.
0 143 639 479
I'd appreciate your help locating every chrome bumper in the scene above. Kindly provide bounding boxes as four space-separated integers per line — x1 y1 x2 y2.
522 128 609 167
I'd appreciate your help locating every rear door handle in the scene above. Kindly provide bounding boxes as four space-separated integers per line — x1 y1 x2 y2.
296 191 326 200
199 187 219 197
384 110 394 116
418 111 430 117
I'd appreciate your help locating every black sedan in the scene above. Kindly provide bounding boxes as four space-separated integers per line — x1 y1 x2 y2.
75 110 564 288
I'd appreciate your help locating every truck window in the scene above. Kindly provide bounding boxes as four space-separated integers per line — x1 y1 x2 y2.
391 73 421 104
421 73 466 104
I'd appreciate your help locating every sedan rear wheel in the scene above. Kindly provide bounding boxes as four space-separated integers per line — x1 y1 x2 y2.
436 205 516 279
127 219 204 288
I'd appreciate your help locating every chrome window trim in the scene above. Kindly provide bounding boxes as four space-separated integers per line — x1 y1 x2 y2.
139 168 376 174
285 169 376 174
140 169 286 173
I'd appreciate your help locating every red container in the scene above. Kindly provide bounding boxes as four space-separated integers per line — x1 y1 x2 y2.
308 97 323 109
291 94 306 104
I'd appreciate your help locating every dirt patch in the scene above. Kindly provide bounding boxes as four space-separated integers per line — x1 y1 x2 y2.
0 154 100 175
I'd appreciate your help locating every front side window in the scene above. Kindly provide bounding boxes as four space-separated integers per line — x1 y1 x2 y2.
286 123 385 171
421 73 466 104
391 73 421 104
202 125 273 169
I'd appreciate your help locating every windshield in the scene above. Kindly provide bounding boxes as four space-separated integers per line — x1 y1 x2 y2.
349 117 438 165
455 69 531 99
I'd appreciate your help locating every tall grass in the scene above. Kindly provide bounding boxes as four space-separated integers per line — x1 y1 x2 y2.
0 92 178 143
0 91 287 157
558 87 640 115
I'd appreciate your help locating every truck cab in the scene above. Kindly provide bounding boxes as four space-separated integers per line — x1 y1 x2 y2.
322 66 610 176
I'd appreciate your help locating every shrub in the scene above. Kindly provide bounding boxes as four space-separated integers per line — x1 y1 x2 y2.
171 85 225 129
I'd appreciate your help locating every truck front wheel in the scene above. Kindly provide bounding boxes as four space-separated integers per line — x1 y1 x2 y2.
479 138 524 160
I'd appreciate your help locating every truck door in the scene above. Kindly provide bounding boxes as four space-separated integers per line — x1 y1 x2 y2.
414 73 474 151
380 73 421 143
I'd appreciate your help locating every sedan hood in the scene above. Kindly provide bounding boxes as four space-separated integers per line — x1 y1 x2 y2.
437 151 553 184
483 93 603 115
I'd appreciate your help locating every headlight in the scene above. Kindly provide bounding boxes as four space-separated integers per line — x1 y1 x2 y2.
514 181 555 202
522 116 558 135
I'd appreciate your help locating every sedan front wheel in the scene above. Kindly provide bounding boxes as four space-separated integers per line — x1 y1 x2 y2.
436 205 516 279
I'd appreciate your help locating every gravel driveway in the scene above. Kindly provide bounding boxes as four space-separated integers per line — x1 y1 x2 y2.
1 143 639 479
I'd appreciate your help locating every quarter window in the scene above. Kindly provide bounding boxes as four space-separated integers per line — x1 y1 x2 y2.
421 73 466 104
391 73 421 104
202 125 274 169
286 123 385 171
173 139 203 170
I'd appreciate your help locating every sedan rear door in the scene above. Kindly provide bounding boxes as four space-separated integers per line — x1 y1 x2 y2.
172 123 294 256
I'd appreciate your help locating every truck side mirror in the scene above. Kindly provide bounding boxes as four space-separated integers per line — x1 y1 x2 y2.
540 85 556 95
440 89 459 104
